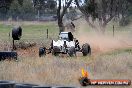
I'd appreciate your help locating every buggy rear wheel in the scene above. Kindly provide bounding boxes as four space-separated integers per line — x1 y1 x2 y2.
82 43 91 56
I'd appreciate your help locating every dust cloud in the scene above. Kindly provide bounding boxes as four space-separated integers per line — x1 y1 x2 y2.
74 19 132 54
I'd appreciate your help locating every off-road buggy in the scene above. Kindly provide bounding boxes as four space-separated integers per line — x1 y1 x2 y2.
39 32 91 57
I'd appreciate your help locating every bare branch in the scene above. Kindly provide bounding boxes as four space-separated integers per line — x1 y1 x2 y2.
75 0 89 16
103 15 114 27
60 0 73 19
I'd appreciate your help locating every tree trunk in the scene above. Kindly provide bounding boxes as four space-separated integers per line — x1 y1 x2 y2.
57 0 72 33
58 20 65 33
37 10 40 21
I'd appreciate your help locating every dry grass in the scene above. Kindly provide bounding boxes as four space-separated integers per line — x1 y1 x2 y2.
0 20 132 88
0 49 132 88
0 56 92 87
86 49 132 88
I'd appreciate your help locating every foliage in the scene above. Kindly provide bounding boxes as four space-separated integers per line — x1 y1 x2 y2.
7 0 22 20
33 0 57 14
75 0 132 33
7 0 35 21
0 0 57 21
0 0 13 20
119 16 131 26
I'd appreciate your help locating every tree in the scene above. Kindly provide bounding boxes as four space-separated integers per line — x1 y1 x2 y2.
0 0 23 20
75 0 132 34
7 0 35 21
0 0 23 9
0 0 12 20
57 0 73 33
8 0 22 20
19 0 35 20
33 0 57 20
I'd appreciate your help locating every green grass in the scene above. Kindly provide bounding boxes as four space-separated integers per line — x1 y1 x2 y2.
0 22 59 45
0 24 12 40
21 24 59 42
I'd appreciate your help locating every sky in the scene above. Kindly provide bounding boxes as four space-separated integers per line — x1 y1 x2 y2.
56 0 84 7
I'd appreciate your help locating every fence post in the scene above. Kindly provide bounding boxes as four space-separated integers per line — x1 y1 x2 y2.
113 25 115 37
47 29 48 38
8 32 11 51
12 39 15 50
